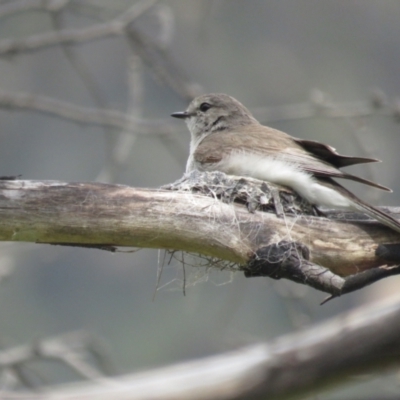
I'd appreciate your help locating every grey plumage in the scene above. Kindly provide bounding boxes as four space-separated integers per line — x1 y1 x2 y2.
172 93 400 233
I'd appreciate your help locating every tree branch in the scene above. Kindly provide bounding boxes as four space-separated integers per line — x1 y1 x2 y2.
0 0 71 20
0 331 115 387
3 294 400 399
0 90 177 135
1 177 399 278
0 0 159 55
248 89 400 123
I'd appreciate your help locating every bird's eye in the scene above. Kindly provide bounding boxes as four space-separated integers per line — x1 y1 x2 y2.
199 102 212 112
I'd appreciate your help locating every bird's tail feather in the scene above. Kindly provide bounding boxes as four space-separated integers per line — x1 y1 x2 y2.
318 178 400 233
351 200 400 234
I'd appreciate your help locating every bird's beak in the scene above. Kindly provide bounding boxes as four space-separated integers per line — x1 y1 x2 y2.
171 111 190 119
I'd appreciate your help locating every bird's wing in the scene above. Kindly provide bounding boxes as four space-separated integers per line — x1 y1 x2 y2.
292 137 379 168
194 124 391 191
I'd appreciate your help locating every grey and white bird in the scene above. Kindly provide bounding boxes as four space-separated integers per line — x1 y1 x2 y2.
171 93 400 233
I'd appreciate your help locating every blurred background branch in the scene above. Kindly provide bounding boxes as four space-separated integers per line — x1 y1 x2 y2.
0 330 115 390
3 295 400 399
0 89 177 134
0 0 158 54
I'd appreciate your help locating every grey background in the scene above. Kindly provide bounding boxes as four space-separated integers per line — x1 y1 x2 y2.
0 0 400 396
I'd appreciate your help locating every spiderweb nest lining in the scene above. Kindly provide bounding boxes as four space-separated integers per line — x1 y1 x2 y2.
158 170 318 292
163 170 316 216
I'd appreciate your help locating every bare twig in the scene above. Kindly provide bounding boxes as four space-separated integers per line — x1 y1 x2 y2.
49 8 113 119
0 0 197 100
0 0 159 55
0 0 71 20
96 54 144 182
125 22 200 100
0 89 178 135
252 91 397 123
2 88 399 137
47 5 128 182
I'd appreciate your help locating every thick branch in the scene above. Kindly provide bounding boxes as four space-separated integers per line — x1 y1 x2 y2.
0 179 400 277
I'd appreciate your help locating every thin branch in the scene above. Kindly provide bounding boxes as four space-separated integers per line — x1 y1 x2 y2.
124 21 200 100
0 89 177 135
2 89 400 138
48 7 125 182
67 2 122 22
0 0 198 99
0 0 159 55
252 90 398 124
49 9 113 120
0 0 71 20
96 54 144 182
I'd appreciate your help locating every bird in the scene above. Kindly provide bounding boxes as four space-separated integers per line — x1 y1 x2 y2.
171 93 400 233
